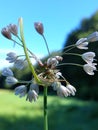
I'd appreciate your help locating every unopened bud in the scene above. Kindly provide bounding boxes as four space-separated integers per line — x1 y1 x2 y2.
34 22 44 35
14 59 25 70
1 27 11 39
6 76 18 85
2 68 14 77
55 56 63 61
8 24 18 36
47 57 58 68
87 31 98 42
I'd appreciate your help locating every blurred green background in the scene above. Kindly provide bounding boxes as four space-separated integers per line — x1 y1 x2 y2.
0 11 98 130
0 90 98 130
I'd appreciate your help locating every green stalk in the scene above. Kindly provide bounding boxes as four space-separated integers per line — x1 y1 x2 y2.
57 62 83 67
42 34 50 56
19 18 48 130
44 87 48 130
19 17 41 84
62 52 81 57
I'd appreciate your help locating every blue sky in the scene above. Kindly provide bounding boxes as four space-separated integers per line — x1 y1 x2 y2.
0 0 98 69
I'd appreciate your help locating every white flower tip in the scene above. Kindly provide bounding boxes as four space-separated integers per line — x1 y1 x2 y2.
66 84 76 96
87 31 98 42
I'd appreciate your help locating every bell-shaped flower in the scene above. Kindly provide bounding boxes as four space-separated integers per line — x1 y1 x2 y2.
2 68 14 77
55 72 62 79
55 56 63 61
26 90 38 102
83 63 97 75
87 32 98 42
15 85 27 97
1 27 12 40
34 22 44 35
56 84 71 97
14 59 25 70
30 83 39 94
66 84 76 96
6 52 17 63
75 38 88 50
47 57 59 68
82 52 96 64
5 76 18 85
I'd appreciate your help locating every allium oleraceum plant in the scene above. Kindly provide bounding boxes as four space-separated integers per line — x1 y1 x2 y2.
1 17 98 130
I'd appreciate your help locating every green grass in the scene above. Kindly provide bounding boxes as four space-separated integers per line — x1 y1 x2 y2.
0 90 98 130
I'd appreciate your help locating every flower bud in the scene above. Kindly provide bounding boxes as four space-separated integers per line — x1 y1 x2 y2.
6 52 17 63
6 76 18 85
1 27 11 39
8 24 18 36
34 22 44 35
87 32 98 42
82 52 95 64
26 90 38 102
66 84 76 96
83 64 97 75
30 83 39 94
14 59 25 70
75 38 88 50
15 85 27 97
57 84 71 97
2 68 14 77
55 56 63 61
47 57 58 68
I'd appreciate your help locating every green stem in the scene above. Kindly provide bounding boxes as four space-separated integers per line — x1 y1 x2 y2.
63 46 76 53
62 52 81 57
19 18 41 84
56 44 75 54
42 34 50 56
57 62 83 67
44 87 48 130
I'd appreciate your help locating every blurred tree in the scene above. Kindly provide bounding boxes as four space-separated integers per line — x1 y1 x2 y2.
61 11 98 100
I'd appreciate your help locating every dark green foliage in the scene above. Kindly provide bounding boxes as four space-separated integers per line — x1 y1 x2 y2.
0 90 98 130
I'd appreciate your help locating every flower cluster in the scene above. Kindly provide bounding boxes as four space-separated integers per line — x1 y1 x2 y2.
6 52 27 70
1 24 18 39
1 18 98 102
75 33 98 75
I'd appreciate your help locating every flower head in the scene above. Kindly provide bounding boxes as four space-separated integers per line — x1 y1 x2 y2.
8 24 18 36
52 81 76 97
14 59 25 70
82 52 96 64
26 90 38 102
56 84 71 97
5 76 18 85
34 22 44 35
1 27 11 39
2 68 14 77
6 52 17 63
66 84 76 96
87 32 98 42
47 57 59 68
83 63 97 75
47 56 62 69
15 85 27 97
30 83 39 94
75 38 88 50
